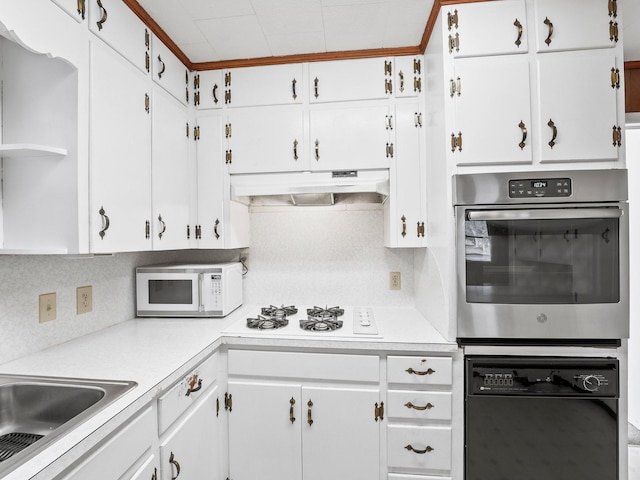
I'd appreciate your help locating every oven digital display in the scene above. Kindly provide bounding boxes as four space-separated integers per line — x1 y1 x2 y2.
509 178 572 198
532 180 547 189
483 373 514 387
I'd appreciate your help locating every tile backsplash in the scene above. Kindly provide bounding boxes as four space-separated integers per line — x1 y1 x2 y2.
0 206 417 365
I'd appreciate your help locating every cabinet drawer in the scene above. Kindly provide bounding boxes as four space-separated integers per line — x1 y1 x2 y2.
387 391 452 421
389 475 451 480
158 353 219 433
228 350 379 382
387 356 452 386
61 407 154 479
387 425 452 472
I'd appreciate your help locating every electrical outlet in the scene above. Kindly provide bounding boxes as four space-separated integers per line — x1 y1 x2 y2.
77 285 93 315
390 272 401 290
39 292 57 323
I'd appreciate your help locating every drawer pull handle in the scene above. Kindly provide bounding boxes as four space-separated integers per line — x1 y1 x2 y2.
405 401 434 411
514 18 523 47
544 17 554 46
169 452 181 479
406 367 436 376
307 399 314 426
185 378 202 396
96 0 108 30
290 397 296 424
98 206 110 239
405 444 434 454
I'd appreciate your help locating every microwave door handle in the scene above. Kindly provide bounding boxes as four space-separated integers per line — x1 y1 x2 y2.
467 208 622 221
198 274 204 312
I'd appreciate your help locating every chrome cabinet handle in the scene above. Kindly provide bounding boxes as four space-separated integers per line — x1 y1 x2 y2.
185 378 202 396
405 401 434 411
98 206 110 239
544 17 554 46
406 367 436 376
169 452 181 479
158 215 166 240
292 78 297 100
307 400 314 426
518 120 527 150
514 18 523 47
405 444 434 454
290 397 296 424
157 55 166 79
547 119 557 149
214 219 220 240
96 0 108 30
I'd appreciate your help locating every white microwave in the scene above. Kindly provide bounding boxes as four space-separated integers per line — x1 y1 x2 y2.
136 263 243 317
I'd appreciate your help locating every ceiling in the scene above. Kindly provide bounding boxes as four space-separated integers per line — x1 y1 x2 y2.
132 0 640 68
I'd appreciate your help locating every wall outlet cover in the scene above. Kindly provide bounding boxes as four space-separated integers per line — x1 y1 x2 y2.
39 292 56 323
76 285 93 315
390 272 401 290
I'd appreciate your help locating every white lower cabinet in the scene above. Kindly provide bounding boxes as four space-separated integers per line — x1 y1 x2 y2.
60 406 155 480
226 350 382 480
386 356 454 478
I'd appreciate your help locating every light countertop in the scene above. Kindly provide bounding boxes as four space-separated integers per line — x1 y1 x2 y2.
0 305 455 480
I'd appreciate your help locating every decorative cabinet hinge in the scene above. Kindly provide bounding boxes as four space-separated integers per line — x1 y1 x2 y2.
386 115 394 130
145 29 150 48
186 224 190 240
413 76 422 93
450 77 461 97
384 60 393 76
450 132 462 152
608 0 618 18
224 392 233 412
193 126 201 141
447 9 459 30
417 222 425 238
225 123 232 138
413 58 421 74
186 87 189 103
448 33 460 54
145 52 150 73
609 20 619 43
194 74 200 89
194 91 200 106
386 143 394 158
144 93 150 113
374 401 385 422
77 0 86 19
225 150 233 164
384 78 393 95
414 112 423 128
612 125 622 147
145 220 150 240
611 67 621 89
216 397 220 417
225 90 232 104
225 71 232 86
195 225 202 240
186 123 190 138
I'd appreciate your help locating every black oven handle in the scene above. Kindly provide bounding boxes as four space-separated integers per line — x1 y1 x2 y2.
467 208 622 221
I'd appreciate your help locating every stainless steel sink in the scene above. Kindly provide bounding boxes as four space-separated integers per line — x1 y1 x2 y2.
0 374 137 476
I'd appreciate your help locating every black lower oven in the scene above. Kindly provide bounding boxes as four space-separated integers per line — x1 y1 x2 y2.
465 356 619 480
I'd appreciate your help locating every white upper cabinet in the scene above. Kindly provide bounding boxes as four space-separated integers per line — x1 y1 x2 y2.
448 55 532 166
532 0 619 52
152 35 189 105
194 70 223 109
89 39 152 253
309 103 392 171
309 57 393 103
151 86 191 250
89 0 150 74
444 0 528 58
226 107 306 174
223 63 303 107
537 49 620 162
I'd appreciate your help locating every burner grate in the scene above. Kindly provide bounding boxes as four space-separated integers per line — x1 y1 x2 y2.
247 314 289 330
301 306 344 331
261 305 298 317
0 432 44 462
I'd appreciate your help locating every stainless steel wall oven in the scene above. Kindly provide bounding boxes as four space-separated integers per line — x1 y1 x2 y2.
454 169 629 342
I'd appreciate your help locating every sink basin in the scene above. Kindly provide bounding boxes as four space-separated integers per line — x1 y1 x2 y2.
0 374 137 476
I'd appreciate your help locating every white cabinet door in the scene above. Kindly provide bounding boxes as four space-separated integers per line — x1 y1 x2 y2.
302 386 380 480
444 0 528 58
450 55 532 166
195 70 224 109
89 0 150 73
128 454 159 480
385 103 426 248
533 0 618 53
89 40 152 253
309 104 391 171
151 87 190 250
227 107 306 174
159 386 221 480
224 63 303 107
309 58 392 103
228 381 302 480
152 36 189 105
537 50 620 162
196 114 250 249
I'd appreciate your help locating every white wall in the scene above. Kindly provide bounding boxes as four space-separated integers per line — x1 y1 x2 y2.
627 126 640 427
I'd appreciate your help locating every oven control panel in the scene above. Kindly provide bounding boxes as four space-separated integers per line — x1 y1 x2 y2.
509 177 572 198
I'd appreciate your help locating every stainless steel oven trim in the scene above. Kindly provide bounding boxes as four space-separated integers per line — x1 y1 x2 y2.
455 202 630 340
467 207 623 221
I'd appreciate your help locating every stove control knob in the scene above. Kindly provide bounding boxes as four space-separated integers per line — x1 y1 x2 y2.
582 375 601 392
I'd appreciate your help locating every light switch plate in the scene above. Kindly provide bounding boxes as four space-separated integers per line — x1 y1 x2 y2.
39 292 56 323
77 285 93 315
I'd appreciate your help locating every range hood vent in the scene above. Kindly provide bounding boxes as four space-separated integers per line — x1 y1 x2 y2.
230 170 389 206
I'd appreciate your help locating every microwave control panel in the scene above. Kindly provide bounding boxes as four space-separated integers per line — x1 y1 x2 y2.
209 274 222 309
509 177 572 198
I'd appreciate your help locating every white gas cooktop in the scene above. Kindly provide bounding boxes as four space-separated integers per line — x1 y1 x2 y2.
223 305 382 339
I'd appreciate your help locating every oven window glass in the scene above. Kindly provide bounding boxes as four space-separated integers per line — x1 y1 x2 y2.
148 279 193 304
465 216 619 304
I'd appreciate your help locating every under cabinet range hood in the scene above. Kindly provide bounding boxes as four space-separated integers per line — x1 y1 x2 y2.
230 170 390 206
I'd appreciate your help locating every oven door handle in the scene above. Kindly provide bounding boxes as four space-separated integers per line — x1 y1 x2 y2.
467 208 622 221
